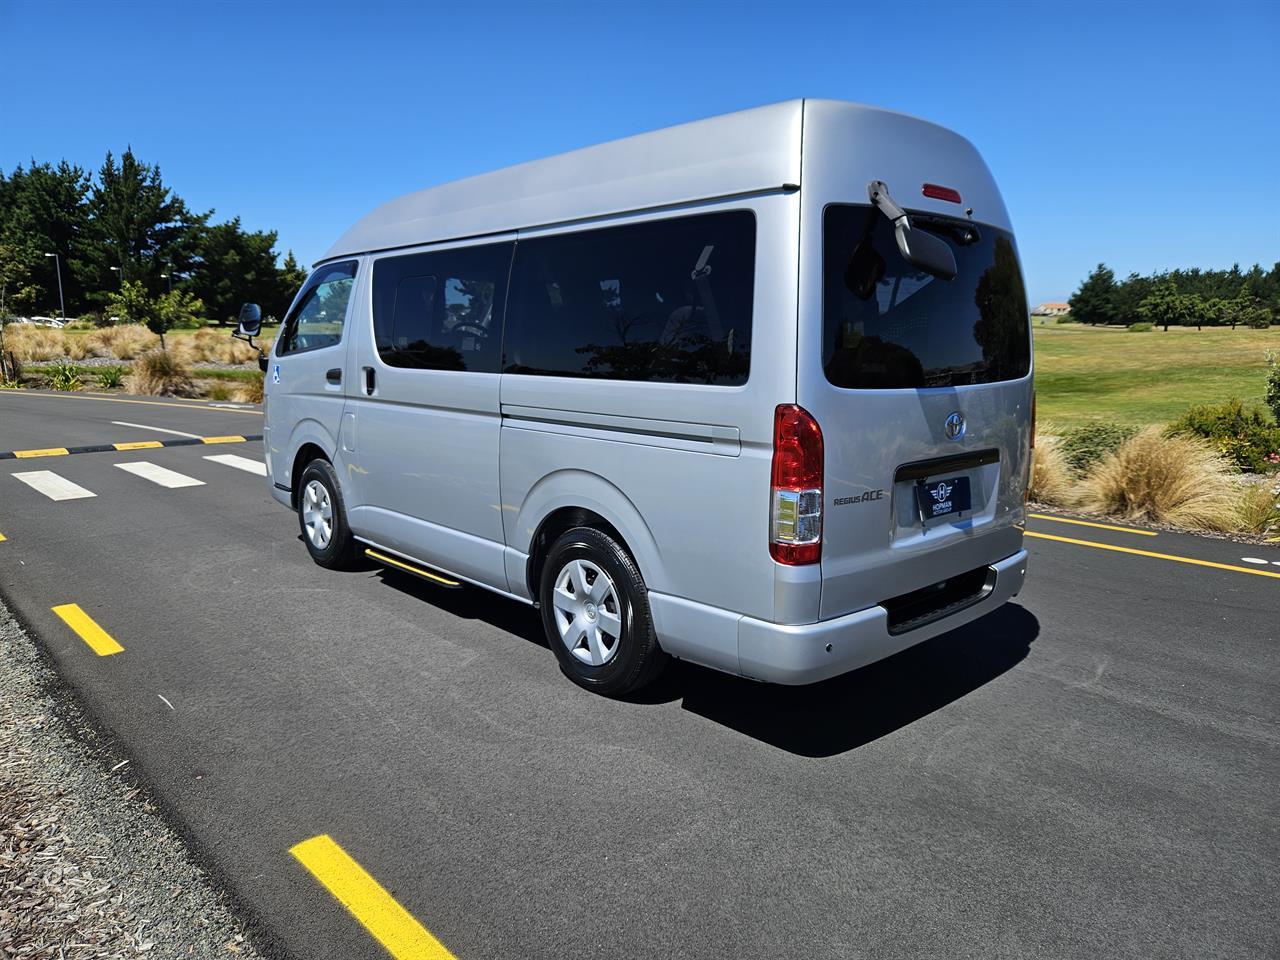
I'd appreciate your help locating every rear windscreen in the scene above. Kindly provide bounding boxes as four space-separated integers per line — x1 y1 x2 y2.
823 204 1030 389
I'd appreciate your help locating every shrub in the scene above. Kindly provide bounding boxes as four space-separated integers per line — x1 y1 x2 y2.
1168 398 1280 473
1266 352 1280 424
1127 321 1153 332
1028 436 1073 506
1238 480 1280 537
1057 421 1140 475
127 350 197 397
1077 428 1240 530
96 366 125 389
45 359 82 392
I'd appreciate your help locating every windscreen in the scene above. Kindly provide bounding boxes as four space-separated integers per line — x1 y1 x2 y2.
823 204 1030 389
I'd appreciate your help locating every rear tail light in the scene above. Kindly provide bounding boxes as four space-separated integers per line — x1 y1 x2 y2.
922 183 963 203
770 404 823 565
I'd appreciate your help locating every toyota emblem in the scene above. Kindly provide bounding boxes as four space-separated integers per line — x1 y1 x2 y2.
944 412 966 441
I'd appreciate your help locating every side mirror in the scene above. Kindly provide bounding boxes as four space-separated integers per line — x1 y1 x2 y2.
236 302 262 337
893 221 957 282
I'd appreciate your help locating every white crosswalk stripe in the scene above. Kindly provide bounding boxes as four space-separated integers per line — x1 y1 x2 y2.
12 470 96 501
114 461 205 488
203 453 267 476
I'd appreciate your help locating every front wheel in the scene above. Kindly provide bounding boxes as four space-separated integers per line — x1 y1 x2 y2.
539 527 668 696
297 458 358 569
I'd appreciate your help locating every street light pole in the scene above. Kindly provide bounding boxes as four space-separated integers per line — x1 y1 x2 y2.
44 252 66 321
109 265 123 289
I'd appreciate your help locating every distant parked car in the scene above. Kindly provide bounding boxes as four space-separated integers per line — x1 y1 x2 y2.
29 316 66 328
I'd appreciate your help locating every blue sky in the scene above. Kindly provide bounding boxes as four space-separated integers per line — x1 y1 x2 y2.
3 0 1277 303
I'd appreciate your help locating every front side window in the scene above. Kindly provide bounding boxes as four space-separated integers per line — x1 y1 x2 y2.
504 211 755 385
277 261 357 355
371 242 513 372
823 205 1030 389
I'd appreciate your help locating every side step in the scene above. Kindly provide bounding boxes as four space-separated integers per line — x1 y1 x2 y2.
364 547 463 589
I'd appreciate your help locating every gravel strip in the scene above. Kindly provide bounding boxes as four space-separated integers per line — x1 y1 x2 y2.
0 602 265 959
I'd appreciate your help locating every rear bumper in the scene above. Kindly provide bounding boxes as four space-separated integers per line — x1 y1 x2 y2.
649 549 1028 685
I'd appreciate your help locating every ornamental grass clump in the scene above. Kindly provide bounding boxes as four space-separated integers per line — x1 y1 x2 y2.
1028 436 1074 507
1076 427 1239 531
127 350 197 398
85 323 159 360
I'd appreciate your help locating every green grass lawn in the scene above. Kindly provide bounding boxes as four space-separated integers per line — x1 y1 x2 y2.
1034 322 1279 429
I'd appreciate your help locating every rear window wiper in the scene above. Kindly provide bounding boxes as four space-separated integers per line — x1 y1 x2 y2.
867 180 958 281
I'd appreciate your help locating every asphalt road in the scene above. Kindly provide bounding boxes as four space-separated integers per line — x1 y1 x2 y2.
1 388 1277 960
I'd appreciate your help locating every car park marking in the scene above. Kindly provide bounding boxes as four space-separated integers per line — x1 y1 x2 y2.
1027 513 1158 536
111 419 203 438
51 603 124 656
0 435 262 461
11 470 96 501
114 461 206 488
1025 531 1280 580
290 834 457 960
203 453 267 475
0 390 262 414
364 548 462 587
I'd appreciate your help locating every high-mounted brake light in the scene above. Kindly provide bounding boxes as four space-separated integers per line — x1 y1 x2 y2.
770 404 823 565
922 183 963 204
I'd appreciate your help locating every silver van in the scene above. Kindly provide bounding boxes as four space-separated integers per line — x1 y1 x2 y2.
239 99 1032 696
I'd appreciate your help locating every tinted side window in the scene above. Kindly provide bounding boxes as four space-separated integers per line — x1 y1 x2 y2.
278 261 357 355
372 242 513 372
504 211 755 385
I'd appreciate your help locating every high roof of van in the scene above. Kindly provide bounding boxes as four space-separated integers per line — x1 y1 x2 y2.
322 99 1005 262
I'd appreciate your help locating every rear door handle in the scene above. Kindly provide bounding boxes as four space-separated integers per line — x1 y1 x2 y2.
363 366 376 396
326 368 342 384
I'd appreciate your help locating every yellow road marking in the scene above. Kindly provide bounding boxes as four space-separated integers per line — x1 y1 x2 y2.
0 391 261 414
51 603 125 656
1025 531 1280 580
365 548 461 586
290 834 456 960
0 532 6 542
1027 513 1158 536
201 435 246 444
14 447 69 458
113 440 165 450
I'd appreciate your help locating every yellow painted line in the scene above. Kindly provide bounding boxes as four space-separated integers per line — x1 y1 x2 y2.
365 548 460 586
0 391 261 414
0 532 6 542
1027 513 1158 536
201 435 246 444
1025 531 1280 580
14 447 69 458
290 834 456 960
113 440 165 450
51 603 125 656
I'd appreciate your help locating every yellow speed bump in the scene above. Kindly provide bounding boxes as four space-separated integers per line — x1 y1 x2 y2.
14 447 70 458
1025 531 1280 580
113 440 165 450
200 435 247 444
290 834 457 960
51 603 124 656
1027 513 1158 536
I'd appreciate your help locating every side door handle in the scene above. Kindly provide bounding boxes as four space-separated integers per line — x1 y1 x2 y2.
362 366 376 396
326 368 342 384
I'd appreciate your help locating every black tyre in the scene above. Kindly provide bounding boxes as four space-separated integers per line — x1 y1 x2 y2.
296 458 358 569
538 526 668 695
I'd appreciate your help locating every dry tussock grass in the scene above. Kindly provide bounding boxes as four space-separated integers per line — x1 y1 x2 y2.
5 326 67 361
173 328 261 365
1077 427 1240 530
1237 480 1280 536
1028 436 1074 507
233 375 265 403
126 351 197 398
85 324 158 360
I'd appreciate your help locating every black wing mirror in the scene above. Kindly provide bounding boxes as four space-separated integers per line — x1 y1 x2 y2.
235 302 262 337
867 180 957 282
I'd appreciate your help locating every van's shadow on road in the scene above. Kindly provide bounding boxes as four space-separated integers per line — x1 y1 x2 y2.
370 563 1039 759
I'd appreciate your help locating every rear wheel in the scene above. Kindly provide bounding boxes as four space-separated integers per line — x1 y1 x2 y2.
297 459 358 569
539 527 668 695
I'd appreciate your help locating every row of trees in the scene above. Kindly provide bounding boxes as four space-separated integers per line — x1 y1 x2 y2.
0 149 306 326
1069 262 1280 329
